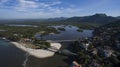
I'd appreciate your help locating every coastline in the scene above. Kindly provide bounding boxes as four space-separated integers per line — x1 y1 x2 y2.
10 42 61 58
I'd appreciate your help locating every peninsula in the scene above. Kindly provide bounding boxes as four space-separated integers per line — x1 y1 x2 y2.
11 42 61 58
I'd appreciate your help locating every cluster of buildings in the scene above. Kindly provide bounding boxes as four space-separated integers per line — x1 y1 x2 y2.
70 24 120 67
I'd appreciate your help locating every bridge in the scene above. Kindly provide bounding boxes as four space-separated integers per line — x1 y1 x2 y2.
47 40 77 56
47 47 77 56
46 40 77 43
46 40 78 56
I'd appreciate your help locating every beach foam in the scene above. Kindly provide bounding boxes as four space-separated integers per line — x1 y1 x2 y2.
11 42 61 58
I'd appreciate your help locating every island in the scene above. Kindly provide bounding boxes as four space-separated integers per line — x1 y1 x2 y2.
57 27 66 31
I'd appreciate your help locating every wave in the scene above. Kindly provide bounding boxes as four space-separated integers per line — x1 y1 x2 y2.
22 53 30 67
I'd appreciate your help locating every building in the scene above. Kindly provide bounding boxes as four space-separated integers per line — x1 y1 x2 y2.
103 49 113 57
70 61 82 67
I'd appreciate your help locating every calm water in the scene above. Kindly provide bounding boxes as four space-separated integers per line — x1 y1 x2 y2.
36 26 93 40
7 24 39 27
0 25 93 67
0 39 25 67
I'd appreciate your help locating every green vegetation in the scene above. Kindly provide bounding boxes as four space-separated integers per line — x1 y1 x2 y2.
57 27 66 31
0 25 59 41
77 29 83 32
0 25 58 49
34 39 50 49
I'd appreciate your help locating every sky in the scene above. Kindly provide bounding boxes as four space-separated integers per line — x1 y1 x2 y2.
0 0 120 19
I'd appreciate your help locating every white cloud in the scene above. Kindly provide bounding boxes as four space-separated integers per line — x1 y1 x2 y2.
64 8 83 13
0 0 62 12
47 6 83 14
15 0 38 11
50 1 61 5
0 0 83 18
19 0 38 7
14 0 62 11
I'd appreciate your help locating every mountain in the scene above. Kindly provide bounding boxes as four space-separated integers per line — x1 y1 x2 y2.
93 20 120 37
116 16 120 19
47 17 67 21
0 14 118 25
65 13 118 24
0 17 67 24
0 19 43 24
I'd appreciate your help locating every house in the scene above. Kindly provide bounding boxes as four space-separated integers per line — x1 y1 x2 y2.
21 38 32 43
80 43 86 51
91 48 98 55
103 49 113 57
97 46 113 58
39 31 46 34
13 33 18 36
80 39 90 51
70 61 82 67
84 43 89 51
49 33 55 35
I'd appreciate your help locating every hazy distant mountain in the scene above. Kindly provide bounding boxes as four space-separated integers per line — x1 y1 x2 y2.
0 19 37 24
65 13 117 24
47 17 67 21
0 17 67 23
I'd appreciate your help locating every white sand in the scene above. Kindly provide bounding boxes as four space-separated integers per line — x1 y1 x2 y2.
11 42 61 58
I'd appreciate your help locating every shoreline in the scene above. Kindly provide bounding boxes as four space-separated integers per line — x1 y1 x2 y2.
10 42 61 58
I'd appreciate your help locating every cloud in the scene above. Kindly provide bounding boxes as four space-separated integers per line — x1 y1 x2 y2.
15 0 62 11
0 0 84 18
14 0 38 11
0 0 62 11
19 0 38 8
37 8 83 18
47 6 83 14
0 0 11 8
12 0 81 14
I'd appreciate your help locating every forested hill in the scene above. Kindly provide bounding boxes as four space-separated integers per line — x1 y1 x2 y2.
93 20 120 40
65 13 118 24
103 20 120 27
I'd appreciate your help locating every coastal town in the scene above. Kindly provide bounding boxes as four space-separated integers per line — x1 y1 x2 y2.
71 20 120 67
0 20 120 67
0 0 120 67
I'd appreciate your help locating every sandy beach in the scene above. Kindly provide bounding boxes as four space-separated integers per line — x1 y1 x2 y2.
11 42 61 58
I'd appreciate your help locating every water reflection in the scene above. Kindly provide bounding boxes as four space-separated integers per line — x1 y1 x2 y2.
36 25 93 40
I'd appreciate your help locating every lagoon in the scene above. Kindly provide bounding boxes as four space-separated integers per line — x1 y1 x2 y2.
36 26 93 40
